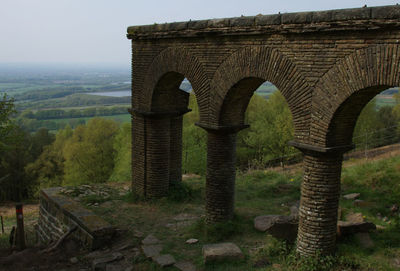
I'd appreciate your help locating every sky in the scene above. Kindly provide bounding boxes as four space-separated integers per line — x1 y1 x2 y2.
0 0 398 67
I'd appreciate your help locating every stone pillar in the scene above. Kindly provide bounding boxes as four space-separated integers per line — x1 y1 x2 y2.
145 117 171 198
169 116 183 187
131 108 190 199
290 141 352 256
131 113 146 196
131 109 170 198
197 124 249 223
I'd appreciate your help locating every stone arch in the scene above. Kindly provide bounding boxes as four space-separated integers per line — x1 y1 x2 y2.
209 46 311 141
295 44 400 256
139 47 209 122
311 44 400 148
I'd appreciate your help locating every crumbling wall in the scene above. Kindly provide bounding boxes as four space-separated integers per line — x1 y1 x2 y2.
37 187 114 250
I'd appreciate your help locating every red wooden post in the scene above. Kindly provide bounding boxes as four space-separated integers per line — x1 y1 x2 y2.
0 215 4 234
15 203 26 250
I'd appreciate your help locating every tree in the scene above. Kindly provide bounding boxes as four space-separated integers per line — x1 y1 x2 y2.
0 94 16 151
0 127 34 201
237 92 297 168
182 94 207 174
63 118 119 185
352 99 383 149
109 122 131 182
25 126 72 189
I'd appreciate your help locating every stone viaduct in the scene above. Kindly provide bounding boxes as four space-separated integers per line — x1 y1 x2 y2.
127 5 400 256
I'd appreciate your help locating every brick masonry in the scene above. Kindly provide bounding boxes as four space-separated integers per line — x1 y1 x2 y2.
127 5 400 256
37 187 115 250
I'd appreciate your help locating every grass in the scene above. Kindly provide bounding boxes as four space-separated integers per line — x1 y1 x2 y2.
0 204 39 249
2 154 400 269
94 155 400 270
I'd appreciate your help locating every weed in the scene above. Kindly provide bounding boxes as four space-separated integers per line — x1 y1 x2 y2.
167 181 199 203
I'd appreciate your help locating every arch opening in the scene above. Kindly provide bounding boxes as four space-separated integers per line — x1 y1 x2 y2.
327 85 400 149
132 72 205 198
219 77 299 169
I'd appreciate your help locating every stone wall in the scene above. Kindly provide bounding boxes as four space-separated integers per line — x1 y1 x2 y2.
37 187 115 250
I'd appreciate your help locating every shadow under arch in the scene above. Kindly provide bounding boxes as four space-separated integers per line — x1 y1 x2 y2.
140 47 209 122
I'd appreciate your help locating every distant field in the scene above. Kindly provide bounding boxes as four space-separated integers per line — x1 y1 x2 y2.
49 114 130 124
33 113 131 133
376 94 397 108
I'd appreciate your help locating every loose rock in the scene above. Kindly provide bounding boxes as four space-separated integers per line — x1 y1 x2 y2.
186 238 198 244
142 245 163 258
254 215 298 241
174 261 196 271
70 257 78 264
153 254 176 267
345 212 364 223
202 242 244 263
142 234 160 245
289 201 299 220
343 193 360 200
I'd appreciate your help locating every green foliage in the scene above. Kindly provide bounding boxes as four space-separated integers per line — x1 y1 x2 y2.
0 95 56 200
284 252 359 271
63 118 118 185
109 122 131 182
0 127 54 201
25 126 72 190
167 181 199 203
237 92 298 169
182 94 207 174
0 93 17 151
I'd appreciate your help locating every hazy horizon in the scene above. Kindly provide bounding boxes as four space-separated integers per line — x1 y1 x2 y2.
1 0 399 65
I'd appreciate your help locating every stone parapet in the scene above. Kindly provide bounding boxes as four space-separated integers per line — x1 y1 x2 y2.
127 5 400 39
37 187 115 250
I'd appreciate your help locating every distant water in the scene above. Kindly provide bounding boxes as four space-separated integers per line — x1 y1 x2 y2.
87 90 131 97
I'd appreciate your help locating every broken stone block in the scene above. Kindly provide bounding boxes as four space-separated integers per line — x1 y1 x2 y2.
254 215 298 241
142 234 160 245
345 212 364 223
174 261 196 271
202 242 244 263
142 244 163 258
152 254 176 267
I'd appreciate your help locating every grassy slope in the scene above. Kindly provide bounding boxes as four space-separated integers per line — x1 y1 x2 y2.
1 155 400 270
89 154 400 270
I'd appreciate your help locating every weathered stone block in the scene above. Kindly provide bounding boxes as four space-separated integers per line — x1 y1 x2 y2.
202 243 244 263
